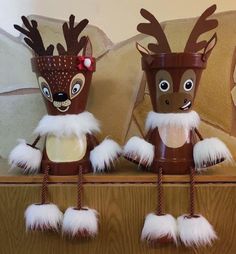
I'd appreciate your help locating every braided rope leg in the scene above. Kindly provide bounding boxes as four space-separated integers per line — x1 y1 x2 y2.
41 165 49 204
77 166 83 210
189 167 195 217
156 167 163 216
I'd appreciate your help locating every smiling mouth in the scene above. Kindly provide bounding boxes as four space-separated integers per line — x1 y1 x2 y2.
57 106 69 112
179 101 192 111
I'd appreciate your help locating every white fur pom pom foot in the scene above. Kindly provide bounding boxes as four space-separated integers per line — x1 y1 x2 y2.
90 139 121 172
123 137 154 166
62 207 98 238
193 137 232 170
141 213 178 244
177 214 217 247
25 203 63 231
9 140 42 174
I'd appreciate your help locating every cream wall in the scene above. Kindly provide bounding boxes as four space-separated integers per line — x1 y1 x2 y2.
0 0 236 43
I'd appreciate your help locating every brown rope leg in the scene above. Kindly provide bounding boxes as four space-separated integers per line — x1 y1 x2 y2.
41 165 49 204
156 167 163 216
77 166 83 210
189 167 195 217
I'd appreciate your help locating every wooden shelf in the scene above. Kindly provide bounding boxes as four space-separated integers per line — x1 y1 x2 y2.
1 159 236 184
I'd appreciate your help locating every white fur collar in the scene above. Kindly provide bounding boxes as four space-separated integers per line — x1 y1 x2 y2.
34 111 100 138
145 111 200 131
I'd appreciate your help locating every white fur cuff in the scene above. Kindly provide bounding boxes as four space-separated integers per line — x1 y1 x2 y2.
25 203 63 231
9 140 42 174
62 207 98 238
90 139 121 172
141 213 178 244
145 111 200 131
34 111 100 138
177 215 217 247
123 136 154 166
193 137 232 169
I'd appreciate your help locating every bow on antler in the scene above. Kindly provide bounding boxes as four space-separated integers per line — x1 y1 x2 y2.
57 15 88 55
14 16 54 56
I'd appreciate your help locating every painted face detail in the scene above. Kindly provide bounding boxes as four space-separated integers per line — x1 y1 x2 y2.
38 70 86 113
155 69 197 113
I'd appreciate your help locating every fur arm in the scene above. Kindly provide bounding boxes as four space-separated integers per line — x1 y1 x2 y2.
193 131 232 170
123 133 154 167
89 137 121 172
9 136 42 174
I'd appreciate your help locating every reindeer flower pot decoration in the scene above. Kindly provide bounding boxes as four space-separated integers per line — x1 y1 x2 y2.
124 5 232 247
9 15 121 238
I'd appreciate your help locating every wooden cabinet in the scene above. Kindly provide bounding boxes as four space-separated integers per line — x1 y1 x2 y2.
0 159 236 254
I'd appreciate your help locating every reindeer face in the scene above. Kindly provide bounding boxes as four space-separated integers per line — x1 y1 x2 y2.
136 6 218 113
14 15 95 115
33 56 95 115
145 65 203 113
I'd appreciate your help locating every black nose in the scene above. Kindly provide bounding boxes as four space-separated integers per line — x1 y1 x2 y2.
53 92 68 102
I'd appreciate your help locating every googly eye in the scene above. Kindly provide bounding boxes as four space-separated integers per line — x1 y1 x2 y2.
42 87 50 97
38 77 53 102
183 79 194 91
159 80 170 92
71 82 81 95
70 73 85 99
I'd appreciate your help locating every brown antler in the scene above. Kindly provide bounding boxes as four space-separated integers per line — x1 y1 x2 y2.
57 15 88 55
14 16 54 56
184 5 218 53
137 9 171 54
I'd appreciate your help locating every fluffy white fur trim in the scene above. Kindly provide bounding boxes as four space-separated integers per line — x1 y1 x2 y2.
193 137 232 169
34 111 100 138
8 140 42 174
177 214 217 247
62 207 98 237
123 136 154 166
141 213 178 244
90 139 121 172
145 111 200 131
25 203 63 231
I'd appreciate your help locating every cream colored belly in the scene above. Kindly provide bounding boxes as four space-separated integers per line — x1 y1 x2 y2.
46 135 87 162
158 126 190 148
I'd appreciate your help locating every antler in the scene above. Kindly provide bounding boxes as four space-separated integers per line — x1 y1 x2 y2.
184 5 218 53
14 16 54 56
137 9 171 54
57 15 88 55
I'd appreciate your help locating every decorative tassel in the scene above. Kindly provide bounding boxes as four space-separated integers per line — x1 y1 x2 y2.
62 166 98 238
141 168 177 244
24 166 63 231
177 168 217 247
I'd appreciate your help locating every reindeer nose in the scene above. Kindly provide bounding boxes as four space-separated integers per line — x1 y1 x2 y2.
53 92 68 102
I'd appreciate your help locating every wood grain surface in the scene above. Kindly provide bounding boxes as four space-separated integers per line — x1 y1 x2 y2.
2 159 236 184
0 183 235 254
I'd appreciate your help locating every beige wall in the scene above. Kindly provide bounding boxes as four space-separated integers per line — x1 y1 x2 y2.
0 0 236 43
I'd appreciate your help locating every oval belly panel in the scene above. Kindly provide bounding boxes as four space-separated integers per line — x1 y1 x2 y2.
158 126 189 148
46 135 87 162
